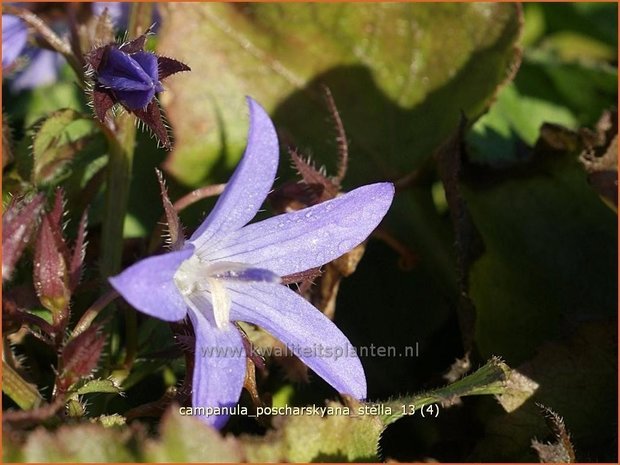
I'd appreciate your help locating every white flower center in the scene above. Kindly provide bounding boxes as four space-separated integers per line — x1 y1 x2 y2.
173 255 233 329
173 254 281 330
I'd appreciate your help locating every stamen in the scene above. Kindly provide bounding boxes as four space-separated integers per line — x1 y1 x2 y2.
208 277 230 329
174 257 281 330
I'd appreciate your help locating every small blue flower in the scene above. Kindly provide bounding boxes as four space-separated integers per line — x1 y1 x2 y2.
87 31 190 148
96 47 164 110
109 98 395 428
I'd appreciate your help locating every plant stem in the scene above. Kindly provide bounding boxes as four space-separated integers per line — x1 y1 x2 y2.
100 113 136 279
71 290 119 338
2 361 43 410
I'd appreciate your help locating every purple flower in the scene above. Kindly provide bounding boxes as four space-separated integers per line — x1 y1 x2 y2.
96 47 164 110
2 14 28 68
109 98 395 428
86 31 190 149
11 48 65 92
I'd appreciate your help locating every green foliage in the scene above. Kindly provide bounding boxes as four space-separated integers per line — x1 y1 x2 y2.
144 409 244 462
20 424 134 462
4 359 510 463
158 2 521 186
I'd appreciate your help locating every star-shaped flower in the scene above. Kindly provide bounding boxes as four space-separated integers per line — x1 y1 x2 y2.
109 98 394 427
86 29 190 149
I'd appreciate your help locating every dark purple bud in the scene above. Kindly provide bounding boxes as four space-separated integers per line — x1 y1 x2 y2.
2 193 45 282
34 213 70 327
32 189 87 329
87 30 190 150
97 48 163 110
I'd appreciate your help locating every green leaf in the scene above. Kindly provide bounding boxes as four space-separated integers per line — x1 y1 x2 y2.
144 407 243 462
158 2 521 186
31 108 95 186
242 401 384 462
380 357 510 426
464 124 617 364
472 323 616 462
2 361 43 410
241 358 510 462
73 378 123 396
22 424 135 462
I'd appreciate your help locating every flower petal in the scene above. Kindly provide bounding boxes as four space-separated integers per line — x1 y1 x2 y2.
203 182 394 276
190 98 279 250
97 48 152 91
2 15 28 68
189 310 246 428
115 87 155 110
11 48 64 92
108 246 194 322
131 51 159 82
228 281 367 399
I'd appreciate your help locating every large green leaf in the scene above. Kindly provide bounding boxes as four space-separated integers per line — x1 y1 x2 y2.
463 124 617 364
158 2 521 186
472 322 616 462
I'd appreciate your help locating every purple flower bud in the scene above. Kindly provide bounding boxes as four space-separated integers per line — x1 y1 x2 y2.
97 48 163 110
86 30 190 149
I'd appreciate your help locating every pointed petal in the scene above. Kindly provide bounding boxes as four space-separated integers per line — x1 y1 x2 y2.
157 56 191 80
228 281 366 399
131 51 159 81
108 246 193 322
115 87 155 110
203 182 394 276
97 48 152 91
93 86 116 121
189 310 246 428
132 100 170 149
189 98 279 249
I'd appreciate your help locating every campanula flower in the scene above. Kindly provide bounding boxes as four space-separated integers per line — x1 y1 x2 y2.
86 30 190 149
11 48 65 92
109 98 394 427
2 12 66 91
2 14 28 68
